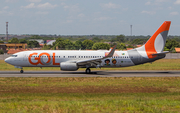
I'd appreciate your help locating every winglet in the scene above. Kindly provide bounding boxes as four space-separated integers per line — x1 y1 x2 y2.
104 45 116 58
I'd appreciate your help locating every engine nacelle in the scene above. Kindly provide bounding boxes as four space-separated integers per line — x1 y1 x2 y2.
60 62 79 71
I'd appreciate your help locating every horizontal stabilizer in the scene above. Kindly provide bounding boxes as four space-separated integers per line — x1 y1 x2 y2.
152 51 169 56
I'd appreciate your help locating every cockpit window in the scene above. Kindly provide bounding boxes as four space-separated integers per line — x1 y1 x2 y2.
11 55 18 57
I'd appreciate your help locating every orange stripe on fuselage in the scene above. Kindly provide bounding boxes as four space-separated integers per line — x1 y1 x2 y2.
53 53 60 65
145 21 171 59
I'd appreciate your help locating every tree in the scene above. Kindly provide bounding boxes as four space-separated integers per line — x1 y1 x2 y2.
74 40 83 50
10 38 19 43
117 43 126 50
64 39 75 50
82 40 94 50
116 34 125 42
53 38 75 50
92 37 101 42
127 44 134 48
165 39 180 51
30 35 42 39
42 44 52 50
53 38 65 50
77 36 87 41
19 39 27 43
92 43 110 50
131 39 144 45
27 41 40 48
163 47 169 51
110 38 117 43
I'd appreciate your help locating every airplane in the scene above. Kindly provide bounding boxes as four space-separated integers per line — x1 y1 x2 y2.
5 21 171 74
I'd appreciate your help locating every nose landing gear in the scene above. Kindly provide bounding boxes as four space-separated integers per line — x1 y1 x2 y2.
14 66 24 73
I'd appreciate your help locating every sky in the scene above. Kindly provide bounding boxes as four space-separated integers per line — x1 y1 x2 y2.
0 0 180 36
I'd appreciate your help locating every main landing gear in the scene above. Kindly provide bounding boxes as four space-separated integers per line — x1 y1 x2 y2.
85 68 91 74
20 68 24 73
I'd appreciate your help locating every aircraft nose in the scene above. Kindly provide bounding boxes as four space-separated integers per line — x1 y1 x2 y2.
5 57 11 64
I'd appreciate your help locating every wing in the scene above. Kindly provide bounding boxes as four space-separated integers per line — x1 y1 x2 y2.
76 45 117 68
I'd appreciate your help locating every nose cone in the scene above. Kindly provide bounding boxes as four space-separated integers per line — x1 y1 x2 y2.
5 57 11 64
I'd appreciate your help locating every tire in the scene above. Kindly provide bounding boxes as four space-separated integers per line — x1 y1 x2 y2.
20 70 24 73
86 68 91 74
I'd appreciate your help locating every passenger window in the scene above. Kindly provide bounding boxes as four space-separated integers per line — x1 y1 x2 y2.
11 55 18 57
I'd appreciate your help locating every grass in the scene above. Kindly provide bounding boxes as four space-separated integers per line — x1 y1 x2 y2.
0 77 180 112
1 59 180 71
1 59 180 112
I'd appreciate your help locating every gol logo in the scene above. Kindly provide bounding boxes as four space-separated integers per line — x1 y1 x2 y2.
28 52 60 65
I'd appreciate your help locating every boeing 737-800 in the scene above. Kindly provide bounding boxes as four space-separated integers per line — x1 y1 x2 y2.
5 21 171 74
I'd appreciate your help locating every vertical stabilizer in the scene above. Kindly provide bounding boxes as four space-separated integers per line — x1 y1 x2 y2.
145 21 171 53
136 21 171 59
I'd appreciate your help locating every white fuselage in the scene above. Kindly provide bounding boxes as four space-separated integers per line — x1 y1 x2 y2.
5 50 135 68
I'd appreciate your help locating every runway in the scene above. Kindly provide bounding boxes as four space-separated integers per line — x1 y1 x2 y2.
0 71 180 77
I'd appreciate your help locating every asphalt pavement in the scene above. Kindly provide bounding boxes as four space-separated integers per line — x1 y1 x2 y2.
0 71 180 77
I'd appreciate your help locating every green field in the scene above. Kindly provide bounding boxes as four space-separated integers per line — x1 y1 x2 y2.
0 77 180 112
1 59 180 71
1 59 180 112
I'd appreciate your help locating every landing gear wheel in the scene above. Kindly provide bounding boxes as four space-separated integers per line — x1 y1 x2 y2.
86 68 91 74
20 70 24 73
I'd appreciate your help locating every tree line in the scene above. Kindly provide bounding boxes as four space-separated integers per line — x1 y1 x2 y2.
2 35 180 52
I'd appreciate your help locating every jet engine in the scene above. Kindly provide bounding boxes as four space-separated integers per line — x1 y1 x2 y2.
60 62 79 71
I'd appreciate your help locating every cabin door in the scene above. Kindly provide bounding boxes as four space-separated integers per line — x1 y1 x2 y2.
23 54 27 61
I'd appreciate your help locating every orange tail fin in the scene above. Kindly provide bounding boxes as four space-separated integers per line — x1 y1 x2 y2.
144 21 171 58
